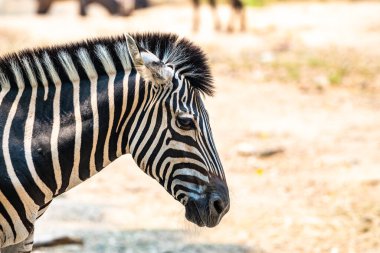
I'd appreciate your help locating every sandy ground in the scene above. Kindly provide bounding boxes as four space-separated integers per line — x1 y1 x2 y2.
0 1 380 252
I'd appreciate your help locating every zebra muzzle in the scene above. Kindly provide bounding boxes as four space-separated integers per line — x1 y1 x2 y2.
184 179 229 228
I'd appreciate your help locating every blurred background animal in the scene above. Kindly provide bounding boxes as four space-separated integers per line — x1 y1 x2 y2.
36 0 245 32
192 0 245 32
36 0 150 16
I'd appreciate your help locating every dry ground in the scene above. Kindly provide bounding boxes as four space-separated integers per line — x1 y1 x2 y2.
0 1 380 252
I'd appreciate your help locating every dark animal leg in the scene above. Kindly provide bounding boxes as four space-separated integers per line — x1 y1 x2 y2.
98 0 131 16
192 0 200 32
79 0 88 16
209 0 221 31
227 0 245 32
80 0 132 16
98 0 121 15
135 0 149 9
36 0 53 14
239 4 246 31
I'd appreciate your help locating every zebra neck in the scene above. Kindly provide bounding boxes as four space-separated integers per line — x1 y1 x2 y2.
0 42 148 205
44 45 139 196
60 69 140 194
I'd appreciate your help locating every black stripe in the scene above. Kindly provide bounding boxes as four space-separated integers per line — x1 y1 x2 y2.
57 77 75 194
108 70 125 161
94 75 110 171
38 201 51 212
119 69 136 151
78 76 93 181
176 193 186 202
166 163 209 189
32 77 57 193
155 148 204 176
146 128 169 179
173 184 201 196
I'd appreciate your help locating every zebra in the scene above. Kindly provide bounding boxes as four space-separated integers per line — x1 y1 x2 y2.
0 32 229 252
192 0 246 32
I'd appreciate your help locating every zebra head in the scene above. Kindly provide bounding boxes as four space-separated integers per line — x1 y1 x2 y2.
125 34 229 227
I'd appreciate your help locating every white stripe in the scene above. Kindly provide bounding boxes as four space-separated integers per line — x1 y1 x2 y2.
103 74 116 166
3 62 38 224
77 48 98 80
77 49 99 176
171 179 205 197
10 61 24 89
95 45 116 76
22 58 53 202
43 53 62 193
128 77 149 154
70 75 82 187
115 42 132 71
58 52 80 82
58 52 82 189
115 42 131 134
172 168 209 183
94 45 117 166
0 71 11 105
32 55 49 101
116 71 130 157
118 76 141 154
89 79 99 176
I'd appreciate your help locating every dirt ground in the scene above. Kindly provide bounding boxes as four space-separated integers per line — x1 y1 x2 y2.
0 1 380 252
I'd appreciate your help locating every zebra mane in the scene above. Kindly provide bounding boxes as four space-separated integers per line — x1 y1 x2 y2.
0 33 214 96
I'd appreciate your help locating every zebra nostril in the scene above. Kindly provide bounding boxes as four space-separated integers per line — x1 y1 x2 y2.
210 197 225 216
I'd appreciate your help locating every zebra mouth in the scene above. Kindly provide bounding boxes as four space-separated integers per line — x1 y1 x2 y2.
184 197 223 228
184 177 230 228
185 198 206 227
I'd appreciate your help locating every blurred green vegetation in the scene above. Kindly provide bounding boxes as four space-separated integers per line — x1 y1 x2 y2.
268 48 377 89
243 0 266 7
276 51 375 90
218 46 380 91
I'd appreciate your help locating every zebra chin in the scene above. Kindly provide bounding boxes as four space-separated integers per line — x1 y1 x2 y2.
184 177 230 228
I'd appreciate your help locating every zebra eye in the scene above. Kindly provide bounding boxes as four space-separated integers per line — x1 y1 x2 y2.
176 116 196 131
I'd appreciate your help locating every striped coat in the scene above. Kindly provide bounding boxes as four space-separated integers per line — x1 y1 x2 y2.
0 33 229 252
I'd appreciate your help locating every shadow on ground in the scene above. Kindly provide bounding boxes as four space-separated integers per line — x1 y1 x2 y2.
34 229 253 253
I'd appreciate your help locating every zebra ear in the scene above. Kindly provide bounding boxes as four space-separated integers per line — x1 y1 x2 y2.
125 34 173 86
